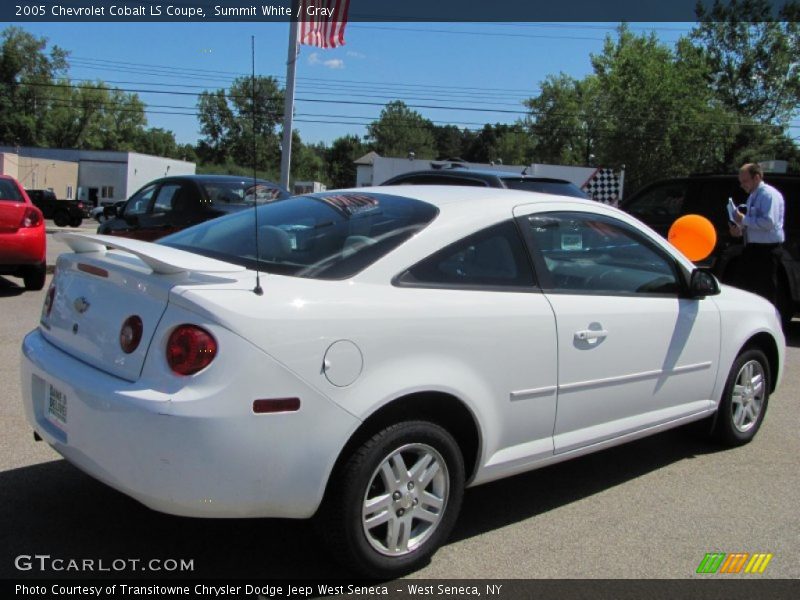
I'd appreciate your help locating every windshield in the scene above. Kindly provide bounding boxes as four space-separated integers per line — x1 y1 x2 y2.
502 179 589 198
160 192 438 279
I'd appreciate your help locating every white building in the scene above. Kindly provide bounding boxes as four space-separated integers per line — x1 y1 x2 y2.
0 146 195 206
293 181 327 194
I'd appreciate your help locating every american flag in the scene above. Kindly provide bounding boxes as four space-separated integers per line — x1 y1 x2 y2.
299 0 350 48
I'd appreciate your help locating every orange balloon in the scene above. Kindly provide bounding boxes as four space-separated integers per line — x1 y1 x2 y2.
668 214 717 261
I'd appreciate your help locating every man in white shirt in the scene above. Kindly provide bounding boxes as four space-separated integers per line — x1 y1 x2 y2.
729 162 786 312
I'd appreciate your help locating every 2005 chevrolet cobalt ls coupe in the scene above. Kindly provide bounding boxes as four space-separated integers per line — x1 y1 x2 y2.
21 186 784 576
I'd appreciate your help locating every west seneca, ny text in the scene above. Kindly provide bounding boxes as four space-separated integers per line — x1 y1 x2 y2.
14 4 340 19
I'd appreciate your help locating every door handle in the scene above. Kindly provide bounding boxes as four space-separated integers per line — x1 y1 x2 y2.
574 329 608 341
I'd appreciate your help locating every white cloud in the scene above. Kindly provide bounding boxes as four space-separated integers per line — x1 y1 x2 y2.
346 51 365 59
307 53 345 69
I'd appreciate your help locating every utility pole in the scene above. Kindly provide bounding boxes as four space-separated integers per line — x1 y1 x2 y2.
279 0 300 191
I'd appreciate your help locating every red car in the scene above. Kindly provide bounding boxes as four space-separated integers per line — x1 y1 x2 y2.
0 175 46 290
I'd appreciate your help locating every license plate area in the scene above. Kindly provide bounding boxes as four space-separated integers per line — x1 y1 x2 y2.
47 383 67 429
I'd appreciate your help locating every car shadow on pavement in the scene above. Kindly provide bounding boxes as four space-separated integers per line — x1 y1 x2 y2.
0 276 26 297
451 428 723 545
0 458 340 580
0 428 723 580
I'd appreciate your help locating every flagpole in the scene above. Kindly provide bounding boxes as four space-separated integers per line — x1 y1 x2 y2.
280 1 300 191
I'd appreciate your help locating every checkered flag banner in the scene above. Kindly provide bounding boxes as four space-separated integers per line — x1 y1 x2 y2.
582 168 624 205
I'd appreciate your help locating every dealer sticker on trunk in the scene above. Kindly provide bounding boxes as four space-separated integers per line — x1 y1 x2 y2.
47 383 67 428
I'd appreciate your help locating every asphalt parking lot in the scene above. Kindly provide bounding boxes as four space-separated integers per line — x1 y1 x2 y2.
1 223 798 580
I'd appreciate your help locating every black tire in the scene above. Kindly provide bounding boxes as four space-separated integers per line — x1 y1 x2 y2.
23 263 46 291
319 421 465 578
53 210 70 227
69 215 83 227
713 348 770 446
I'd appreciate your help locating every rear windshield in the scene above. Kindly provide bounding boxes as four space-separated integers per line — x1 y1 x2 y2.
0 180 23 202
160 192 439 279
501 179 589 198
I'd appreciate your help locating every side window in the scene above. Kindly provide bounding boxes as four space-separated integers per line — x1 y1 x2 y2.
625 182 687 222
124 184 157 216
397 220 535 289
521 212 680 295
152 184 182 213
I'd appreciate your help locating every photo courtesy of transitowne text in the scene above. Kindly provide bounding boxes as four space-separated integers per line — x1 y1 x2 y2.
1 1 799 599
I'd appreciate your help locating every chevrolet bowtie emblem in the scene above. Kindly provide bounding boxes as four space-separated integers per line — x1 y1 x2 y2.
73 297 91 314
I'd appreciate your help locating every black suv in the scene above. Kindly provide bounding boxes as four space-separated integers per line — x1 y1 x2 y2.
621 173 799 324
381 167 590 199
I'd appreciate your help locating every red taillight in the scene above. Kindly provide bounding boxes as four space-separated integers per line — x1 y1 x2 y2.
166 325 217 376
21 207 42 228
119 316 143 354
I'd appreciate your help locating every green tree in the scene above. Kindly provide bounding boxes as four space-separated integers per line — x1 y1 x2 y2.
0 26 67 146
196 76 284 172
688 0 800 125
292 132 327 183
523 26 741 193
325 134 368 188
41 80 146 150
590 26 738 192
461 124 532 166
134 128 180 158
431 124 466 160
366 101 437 159
1 26 169 154
524 74 598 165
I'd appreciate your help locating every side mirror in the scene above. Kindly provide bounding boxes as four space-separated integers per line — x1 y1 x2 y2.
124 213 140 227
688 268 720 298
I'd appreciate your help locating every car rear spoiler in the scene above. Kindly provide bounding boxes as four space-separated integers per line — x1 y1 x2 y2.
56 232 246 275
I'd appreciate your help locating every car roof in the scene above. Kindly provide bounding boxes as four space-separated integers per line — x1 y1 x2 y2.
331 184 595 213
447 168 572 183
384 168 574 184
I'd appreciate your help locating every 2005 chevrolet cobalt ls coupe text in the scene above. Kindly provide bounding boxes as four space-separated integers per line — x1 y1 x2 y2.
21 186 784 576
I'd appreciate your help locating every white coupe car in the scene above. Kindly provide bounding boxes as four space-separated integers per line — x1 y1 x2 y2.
21 186 784 576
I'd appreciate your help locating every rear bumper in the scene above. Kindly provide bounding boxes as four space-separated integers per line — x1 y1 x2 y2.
0 227 46 267
20 328 360 519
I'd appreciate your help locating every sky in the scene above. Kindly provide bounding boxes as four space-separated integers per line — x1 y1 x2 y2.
17 20 701 148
